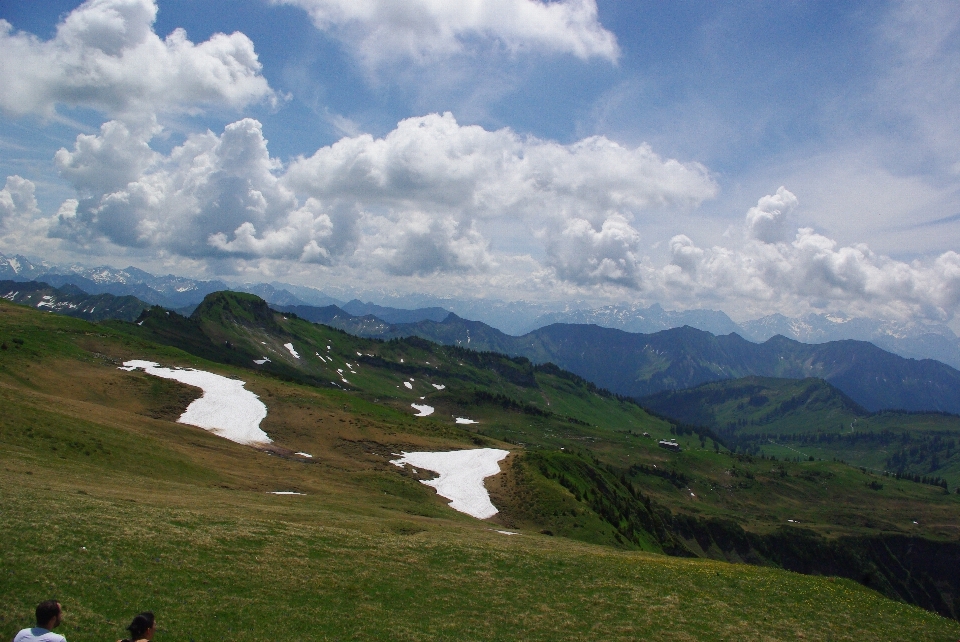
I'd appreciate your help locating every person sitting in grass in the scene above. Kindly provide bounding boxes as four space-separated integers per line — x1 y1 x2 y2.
118 612 155 642
13 600 66 642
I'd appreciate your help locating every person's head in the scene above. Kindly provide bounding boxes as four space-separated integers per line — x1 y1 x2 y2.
126 612 155 640
35 600 62 630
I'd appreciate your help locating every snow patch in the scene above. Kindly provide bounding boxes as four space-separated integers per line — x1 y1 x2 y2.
403 381 413 389
295 452 313 458
119 360 270 445
411 403 434 416
432 384 446 390
270 491 304 495
284 343 300 359
455 417 478 424
390 448 510 519
253 357 271 365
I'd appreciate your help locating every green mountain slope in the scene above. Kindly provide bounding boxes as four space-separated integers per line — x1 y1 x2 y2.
2 293 960 638
288 305 960 414
642 376 960 488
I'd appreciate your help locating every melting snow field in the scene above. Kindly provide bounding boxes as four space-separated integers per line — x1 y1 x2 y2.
455 417 478 424
390 448 510 519
411 403 434 417
119 360 270 445
284 343 300 359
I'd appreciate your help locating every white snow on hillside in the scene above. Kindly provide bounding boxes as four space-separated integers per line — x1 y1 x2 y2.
284 343 300 358
404 381 413 389
411 403 434 416
390 448 510 519
119 360 270 445
455 417 478 424
432 384 446 390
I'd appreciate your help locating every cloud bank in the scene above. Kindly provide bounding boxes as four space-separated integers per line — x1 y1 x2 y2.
50 112 716 287
274 0 619 65
661 188 960 322
0 0 273 119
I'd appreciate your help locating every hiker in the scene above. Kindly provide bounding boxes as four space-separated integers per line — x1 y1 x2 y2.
13 600 66 642
118 612 155 642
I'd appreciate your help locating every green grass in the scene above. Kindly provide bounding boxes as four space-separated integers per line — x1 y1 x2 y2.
3 465 958 641
3 298 960 638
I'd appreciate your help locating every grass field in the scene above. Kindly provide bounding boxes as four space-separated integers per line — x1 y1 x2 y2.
2 299 960 639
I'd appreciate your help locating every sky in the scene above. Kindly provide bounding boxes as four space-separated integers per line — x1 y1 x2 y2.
0 0 959 325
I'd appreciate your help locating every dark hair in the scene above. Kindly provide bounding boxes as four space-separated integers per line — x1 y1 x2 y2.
35 600 60 627
124 612 155 640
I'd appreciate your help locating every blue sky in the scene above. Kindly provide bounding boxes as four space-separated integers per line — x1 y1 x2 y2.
0 0 958 324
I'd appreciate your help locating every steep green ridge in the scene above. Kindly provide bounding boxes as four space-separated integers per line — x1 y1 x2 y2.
2 293 960 636
287 306 960 414
642 376 960 489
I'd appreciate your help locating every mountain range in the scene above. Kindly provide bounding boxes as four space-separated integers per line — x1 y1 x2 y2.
4 250 960 370
268 303 960 415
528 304 960 370
0 280 149 322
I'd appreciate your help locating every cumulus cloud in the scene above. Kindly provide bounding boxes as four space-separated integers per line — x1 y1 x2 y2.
660 188 960 321
49 112 717 286
274 0 619 65
285 112 715 282
0 0 273 119
358 213 493 276
545 215 643 287
283 113 715 220
52 118 333 261
745 186 798 243
0 176 41 226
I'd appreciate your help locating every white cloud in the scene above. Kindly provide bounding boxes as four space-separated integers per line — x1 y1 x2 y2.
49 112 717 288
545 215 643 288
0 176 41 225
0 0 273 119
285 112 716 284
744 186 797 244
274 0 619 65
659 188 960 321
52 118 329 260
284 112 716 224
356 213 493 276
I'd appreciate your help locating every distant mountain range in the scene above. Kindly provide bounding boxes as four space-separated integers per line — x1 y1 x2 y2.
273 304 960 414
4 265 960 414
528 305 960 370
523 302 743 336
4 250 960 370
0 280 148 322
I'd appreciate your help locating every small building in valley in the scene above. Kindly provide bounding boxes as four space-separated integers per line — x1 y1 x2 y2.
659 439 681 452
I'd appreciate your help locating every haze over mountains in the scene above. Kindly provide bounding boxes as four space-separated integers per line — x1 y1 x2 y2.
5 250 960 372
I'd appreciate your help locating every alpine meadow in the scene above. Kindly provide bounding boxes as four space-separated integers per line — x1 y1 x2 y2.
3 1 960 640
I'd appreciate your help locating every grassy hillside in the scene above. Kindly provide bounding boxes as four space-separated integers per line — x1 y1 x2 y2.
2 296 960 639
642 376 960 489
